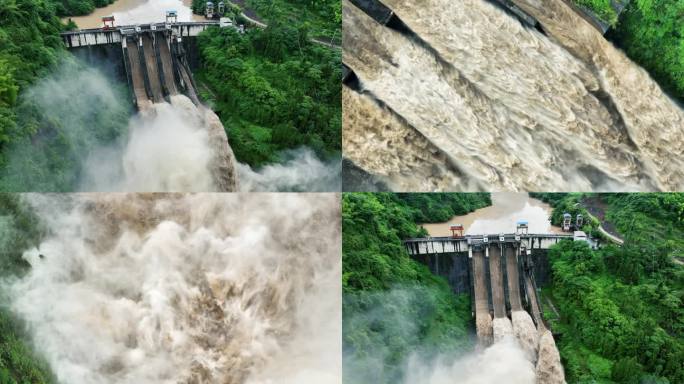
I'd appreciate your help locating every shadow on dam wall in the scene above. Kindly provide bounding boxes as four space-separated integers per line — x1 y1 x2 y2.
69 37 202 85
412 250 552 294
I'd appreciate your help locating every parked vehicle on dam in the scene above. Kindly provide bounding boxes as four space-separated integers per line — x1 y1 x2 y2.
205 1 226 20
573 230 588 243
562 213 572 231
562 212 584 231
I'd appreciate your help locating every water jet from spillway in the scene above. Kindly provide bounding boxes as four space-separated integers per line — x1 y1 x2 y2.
512 310 539 361
343 0 684 191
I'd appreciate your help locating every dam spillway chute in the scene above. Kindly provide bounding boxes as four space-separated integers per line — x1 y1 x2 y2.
120 26 201 109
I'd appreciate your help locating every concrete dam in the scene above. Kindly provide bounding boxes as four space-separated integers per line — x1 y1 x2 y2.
61 21 221 109
405 231 584 380
404 233 575 328
60 20 239 191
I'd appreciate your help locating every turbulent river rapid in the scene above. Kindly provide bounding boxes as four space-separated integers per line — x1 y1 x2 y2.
1 194 341 384
342 0 684 192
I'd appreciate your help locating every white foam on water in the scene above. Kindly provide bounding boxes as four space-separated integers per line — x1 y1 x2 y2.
2 193 341 384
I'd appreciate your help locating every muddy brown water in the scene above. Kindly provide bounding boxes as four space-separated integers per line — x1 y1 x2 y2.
421 193 562 237
64 0 204 29
343 0 684 191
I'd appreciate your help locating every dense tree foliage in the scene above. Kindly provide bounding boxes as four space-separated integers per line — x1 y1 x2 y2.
244 0 341 43
609 0 684 100
574 0 622 25
396 193 492 223
343 193 490 383
54 0 115 17
0 0 63 146
0 308 55 384
0 0 131 191
542 193 684 383
0 194 53 383
0 194 43 274
570 0 683 100
197 25 340 166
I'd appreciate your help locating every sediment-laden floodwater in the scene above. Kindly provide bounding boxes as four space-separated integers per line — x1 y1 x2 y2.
1 193 341 384
64 0 204 29
343 0 684 191
421 192 560 236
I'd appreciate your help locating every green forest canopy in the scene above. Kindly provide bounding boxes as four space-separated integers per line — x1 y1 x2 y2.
0 0 131 191
540 193 684 384
574 0 623 25
343 193 490 384
244 0 341 42
573 0 684 101
197 24 341 166
609 0 684 101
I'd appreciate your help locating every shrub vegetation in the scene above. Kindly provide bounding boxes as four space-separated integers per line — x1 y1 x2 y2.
197 24 341 166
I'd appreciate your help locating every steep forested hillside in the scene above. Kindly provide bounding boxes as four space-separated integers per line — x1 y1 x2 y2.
573 0 684 101
197 24 341 166
0 0 63 152
0 194 53 383
540 193 684 383
343 193 490 383
610 0 684 100
0 0 131 191
243 0 340 43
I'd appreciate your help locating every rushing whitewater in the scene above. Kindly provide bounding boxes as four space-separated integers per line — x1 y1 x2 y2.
83 95 239 192
512 310 539 361
492 317 514 342
403 337 536 384
2 193 341 384
536 330 565 384
342 0 684 191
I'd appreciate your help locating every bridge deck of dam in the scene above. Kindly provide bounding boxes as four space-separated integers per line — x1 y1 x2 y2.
406 233 572 242
403 233 574 255
61 21 220 35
